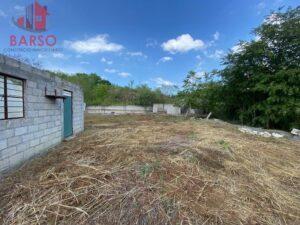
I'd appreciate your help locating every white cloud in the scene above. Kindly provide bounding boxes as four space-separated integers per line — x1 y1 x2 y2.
146 38 158 48
207 31 221 47
118 72 131 78
80 61 90 65
231 45 242 53
38 54 45 59
207 49 225 59
65 34 124 54
264 13 283 25
213 31 220 41
127 51 147 58
43 64 87 74
162 34 205 54
38 53 69 60
101 57 113 65
105 68 118 73
196 55 202 60
254 35 261 42
52 53 68 59
152 77 175 87
231 43 248 54
0 9 7 18
157 56 173 64
127 51 142 56
195 71 206 78
14 5 24 12
185 71 205 84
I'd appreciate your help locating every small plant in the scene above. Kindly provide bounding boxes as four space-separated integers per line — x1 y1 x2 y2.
139 163 152 178
139 161 161 178
218 140 230 151
217 140 235 159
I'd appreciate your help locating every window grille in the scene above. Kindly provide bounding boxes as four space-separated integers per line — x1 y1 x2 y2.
0 74 24 120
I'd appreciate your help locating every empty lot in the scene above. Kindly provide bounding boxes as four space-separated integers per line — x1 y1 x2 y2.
0 114 299 225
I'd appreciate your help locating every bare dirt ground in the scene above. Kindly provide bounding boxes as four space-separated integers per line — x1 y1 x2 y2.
0 114 299 225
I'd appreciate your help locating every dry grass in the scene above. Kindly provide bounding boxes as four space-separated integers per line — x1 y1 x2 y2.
0 114 299 225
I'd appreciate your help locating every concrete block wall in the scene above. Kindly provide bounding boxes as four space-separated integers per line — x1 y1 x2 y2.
0 55 84 174
87 104 182 116
87 105 152 115
153 104 181 115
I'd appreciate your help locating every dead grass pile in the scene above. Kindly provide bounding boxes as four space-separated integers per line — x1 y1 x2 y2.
0 115 299 225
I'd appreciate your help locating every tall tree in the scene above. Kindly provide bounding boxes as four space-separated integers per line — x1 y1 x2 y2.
179 7 300 130
221 7 300 129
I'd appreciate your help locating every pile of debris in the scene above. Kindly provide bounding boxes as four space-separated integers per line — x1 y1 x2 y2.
238 126 300 140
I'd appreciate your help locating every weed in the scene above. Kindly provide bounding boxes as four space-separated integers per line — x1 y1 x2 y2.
218 139 230 150
139 161 161 178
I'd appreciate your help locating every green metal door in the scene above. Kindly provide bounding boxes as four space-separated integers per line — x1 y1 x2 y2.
63 91 73 138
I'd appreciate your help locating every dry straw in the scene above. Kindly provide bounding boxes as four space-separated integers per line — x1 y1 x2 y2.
0 114 299 224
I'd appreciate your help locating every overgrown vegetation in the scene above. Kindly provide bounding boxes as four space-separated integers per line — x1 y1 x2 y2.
1 114 299 224
177 7 300 130
51 72 172 106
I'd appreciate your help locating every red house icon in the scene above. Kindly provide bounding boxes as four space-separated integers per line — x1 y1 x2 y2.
14 0 48 32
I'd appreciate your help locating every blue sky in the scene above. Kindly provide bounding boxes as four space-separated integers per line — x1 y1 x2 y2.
0 0 299 88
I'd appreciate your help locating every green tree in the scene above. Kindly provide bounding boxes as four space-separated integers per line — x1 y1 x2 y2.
178 7 300 130
50 72 112 105
50 72 172 107
177 70 223 117
135 85 162 106
220 7 300 129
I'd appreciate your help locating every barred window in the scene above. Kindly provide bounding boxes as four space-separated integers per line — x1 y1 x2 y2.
0 75 4 119
0 74 24 120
